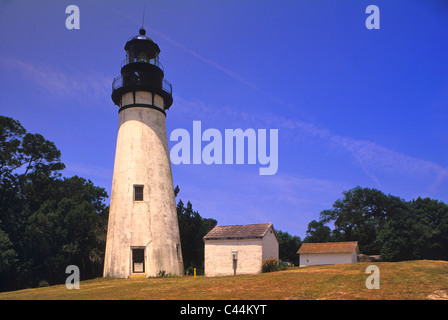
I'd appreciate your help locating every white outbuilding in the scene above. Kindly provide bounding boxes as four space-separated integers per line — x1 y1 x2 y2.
297 241 359 266
203 223 279 277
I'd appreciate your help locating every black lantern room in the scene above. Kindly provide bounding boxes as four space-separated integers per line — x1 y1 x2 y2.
112 28 173 110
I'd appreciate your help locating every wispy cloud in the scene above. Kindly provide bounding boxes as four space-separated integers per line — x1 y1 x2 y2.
172 94 448 194
277 116 448 191
107 6 448 195
173 164 347 234
329 134 447 178
151 30 261 91
0 56 111 102
151 29 294 109
108 5 292 108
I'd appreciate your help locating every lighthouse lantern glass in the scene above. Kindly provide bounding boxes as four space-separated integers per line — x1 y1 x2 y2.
125 43 159 66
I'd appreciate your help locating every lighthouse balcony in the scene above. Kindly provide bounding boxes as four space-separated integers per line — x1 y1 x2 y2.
112 75 172 94
111 75 173 109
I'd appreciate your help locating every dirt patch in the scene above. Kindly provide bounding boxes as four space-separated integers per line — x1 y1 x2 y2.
427 290 448 300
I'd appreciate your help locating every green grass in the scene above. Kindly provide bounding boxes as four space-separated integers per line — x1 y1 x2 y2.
1 260 447 300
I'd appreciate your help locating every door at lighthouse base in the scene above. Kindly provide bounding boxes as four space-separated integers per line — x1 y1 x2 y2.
132 248 145 273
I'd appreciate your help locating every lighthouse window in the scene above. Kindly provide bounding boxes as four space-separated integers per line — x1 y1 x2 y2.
134 185 144 201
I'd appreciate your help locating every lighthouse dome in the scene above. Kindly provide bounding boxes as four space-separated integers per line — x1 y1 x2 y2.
129 28 154 42
124 28 160 63
126 28 157 44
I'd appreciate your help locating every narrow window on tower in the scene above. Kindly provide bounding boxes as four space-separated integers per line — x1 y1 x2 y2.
134 185 144 201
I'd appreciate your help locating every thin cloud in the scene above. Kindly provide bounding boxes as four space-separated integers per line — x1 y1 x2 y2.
108 5 290 108
0 56 111 102
173 95 448 193
106 5 448 194
150 30 261 91
329 134 448 178
150 29 291 108
249 107 448 189
173 165 347 234
288 118 448 191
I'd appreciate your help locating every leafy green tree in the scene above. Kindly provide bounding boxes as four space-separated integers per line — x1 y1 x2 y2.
378 197 448 261
0 116 108 291
175 186 217 274
376 196 415 261
0 226 18 282
23 178 108 283
303 220 332 243
319 186 390 254
0 116 64 180
317 186 448 261
276 230 301 265
410 197 448 260
0 117 25 175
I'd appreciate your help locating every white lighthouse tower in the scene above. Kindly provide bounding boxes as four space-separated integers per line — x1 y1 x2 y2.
103 28 184 278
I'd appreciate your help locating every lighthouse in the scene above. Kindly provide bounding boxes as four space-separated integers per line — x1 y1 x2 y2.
103 28 184 278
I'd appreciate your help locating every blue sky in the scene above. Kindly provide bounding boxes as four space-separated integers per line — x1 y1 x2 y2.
1 0 447 238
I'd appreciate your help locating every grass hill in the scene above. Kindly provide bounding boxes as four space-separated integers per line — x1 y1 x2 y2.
0 260 447 300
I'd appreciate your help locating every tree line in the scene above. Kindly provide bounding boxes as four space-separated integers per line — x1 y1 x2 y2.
303 186 448 261
1 115 447 292
0 116 109 291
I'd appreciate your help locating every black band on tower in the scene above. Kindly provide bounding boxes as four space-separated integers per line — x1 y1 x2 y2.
118 103 166 116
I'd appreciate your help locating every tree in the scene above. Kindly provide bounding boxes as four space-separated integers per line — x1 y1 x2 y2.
0 116 108 291
175 186 217 274
378 197 448 261
316 186 448 261
0 116 26 177
319 186 390 254
376 196 415 261
0 116 65 179
276 230 301 265
23 177 108 283
410 197 448 260
0 226 18 283
303 220 331 243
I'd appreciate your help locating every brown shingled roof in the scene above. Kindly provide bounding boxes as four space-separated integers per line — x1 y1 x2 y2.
297 241 359 254
203 223 274 240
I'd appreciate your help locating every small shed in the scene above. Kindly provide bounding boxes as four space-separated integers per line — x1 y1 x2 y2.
203 223 278 277
297 241 359 266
